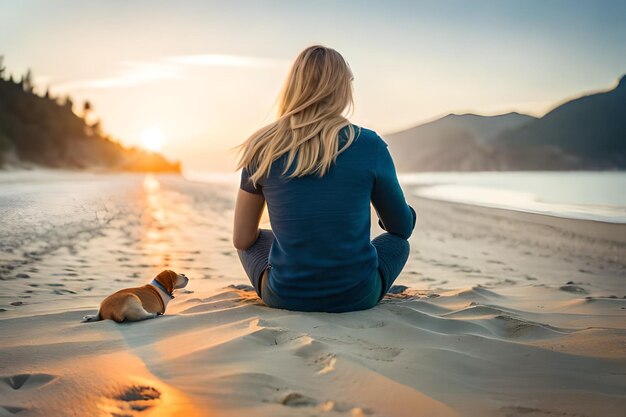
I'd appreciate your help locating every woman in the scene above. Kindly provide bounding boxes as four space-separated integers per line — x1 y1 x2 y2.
233 45 416 313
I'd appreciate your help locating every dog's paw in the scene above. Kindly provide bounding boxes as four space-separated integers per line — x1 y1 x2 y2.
82 314 100 323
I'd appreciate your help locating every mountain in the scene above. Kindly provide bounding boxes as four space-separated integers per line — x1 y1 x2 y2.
0 63 180 172
498 75 626 168
384 112 543 172
388 112 536 144
385 75 626 172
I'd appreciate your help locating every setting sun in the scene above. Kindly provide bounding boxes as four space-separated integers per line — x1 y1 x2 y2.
141 127 166 152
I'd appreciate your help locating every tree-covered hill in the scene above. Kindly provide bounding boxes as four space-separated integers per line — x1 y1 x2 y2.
0 57 180 172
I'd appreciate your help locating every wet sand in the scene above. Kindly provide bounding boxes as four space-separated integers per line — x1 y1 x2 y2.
0 171 625 417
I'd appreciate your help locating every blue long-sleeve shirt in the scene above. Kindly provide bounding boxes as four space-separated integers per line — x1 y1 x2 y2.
240 124 416 312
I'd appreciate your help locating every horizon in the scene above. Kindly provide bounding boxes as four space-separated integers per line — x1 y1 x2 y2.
2 0 625 171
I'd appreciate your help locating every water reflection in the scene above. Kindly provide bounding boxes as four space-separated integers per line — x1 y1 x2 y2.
141 174 171 269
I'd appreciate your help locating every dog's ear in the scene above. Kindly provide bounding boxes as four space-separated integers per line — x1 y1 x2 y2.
155 270 176 294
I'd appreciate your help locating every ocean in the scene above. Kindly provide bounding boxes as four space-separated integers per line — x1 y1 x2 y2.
400 171 626 223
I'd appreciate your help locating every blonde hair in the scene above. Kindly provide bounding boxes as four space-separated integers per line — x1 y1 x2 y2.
236 45 357 185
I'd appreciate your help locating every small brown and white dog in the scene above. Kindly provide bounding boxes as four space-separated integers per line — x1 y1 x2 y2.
83 270 189 323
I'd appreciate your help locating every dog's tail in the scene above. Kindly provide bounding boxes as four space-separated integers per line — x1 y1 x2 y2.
82 313 102 323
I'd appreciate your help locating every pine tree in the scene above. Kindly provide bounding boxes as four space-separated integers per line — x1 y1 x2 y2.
22 69 33 93
83 100 92 119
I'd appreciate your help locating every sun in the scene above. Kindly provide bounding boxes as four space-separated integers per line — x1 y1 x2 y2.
140 127 166 152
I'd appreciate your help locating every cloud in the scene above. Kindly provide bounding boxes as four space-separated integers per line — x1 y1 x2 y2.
166 54 289 69
54 54 288 91
55 61 180 90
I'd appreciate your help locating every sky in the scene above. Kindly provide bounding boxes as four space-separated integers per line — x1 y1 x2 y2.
1 0 625 172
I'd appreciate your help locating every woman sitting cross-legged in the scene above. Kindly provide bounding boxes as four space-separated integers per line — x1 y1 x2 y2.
233 45 416 313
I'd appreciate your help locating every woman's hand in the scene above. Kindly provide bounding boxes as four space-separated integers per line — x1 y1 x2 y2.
233 189 265 250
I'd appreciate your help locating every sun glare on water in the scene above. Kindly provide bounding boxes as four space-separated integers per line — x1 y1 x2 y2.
141 127 166 152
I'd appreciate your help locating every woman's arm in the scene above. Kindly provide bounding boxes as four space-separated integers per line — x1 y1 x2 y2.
233 189 265 250
371 140 417 240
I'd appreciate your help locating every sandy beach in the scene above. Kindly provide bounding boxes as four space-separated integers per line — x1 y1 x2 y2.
0 171 625 417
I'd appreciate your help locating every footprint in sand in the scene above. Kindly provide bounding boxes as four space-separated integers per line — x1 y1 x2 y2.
493 315 567 339
279 392 373 416
104 385 161 415
52 289 77 295
354 343 403 361
116 385 161 402
315 336 403 362
0 373 57 390
315 354 337 375
279 392 318 407
248 327 307 346
0 405 28 416
559 284 588 294
291 338 339 374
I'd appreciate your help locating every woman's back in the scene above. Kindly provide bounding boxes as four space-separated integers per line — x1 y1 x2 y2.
234 45 415 313
241 124 415 312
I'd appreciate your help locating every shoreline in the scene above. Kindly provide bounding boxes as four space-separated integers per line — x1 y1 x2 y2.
3 167 625 225
400 170 626 224
0 166 184 180
413 194 626 244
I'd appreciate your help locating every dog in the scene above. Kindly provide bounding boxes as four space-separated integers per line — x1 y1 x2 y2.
83 270 189 323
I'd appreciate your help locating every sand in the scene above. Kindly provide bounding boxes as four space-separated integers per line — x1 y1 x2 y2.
0 171 625 417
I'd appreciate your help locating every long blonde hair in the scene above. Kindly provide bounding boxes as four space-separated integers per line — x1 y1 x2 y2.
236 45 357 185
